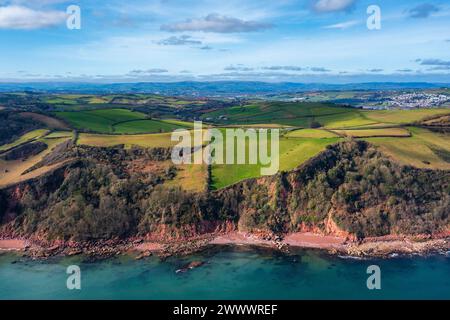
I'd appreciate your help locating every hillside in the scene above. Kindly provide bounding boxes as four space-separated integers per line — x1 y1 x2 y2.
0 141 448 242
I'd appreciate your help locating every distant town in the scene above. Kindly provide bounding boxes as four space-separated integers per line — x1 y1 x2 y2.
382 92 450 109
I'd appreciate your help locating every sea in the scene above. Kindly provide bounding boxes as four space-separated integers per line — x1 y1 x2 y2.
0 245 449 300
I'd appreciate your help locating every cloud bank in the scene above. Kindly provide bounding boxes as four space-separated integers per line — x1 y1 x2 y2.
312 0 356 13
0 5 66 29
408 3 440 18
160 13 273 33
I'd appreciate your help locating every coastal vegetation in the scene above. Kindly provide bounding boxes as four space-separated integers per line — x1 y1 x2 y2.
0 94 449 245
0 141 448 242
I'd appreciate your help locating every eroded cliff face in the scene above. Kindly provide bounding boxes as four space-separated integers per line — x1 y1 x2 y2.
0 141 449 241
215 140 449 239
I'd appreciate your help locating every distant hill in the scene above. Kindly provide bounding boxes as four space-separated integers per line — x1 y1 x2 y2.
0 81 448 97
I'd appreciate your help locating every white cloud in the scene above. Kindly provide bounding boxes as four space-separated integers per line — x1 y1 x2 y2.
1 0 70 5
160 13 273 33
324 20 359 29
313 0 356 13
0 5 66 29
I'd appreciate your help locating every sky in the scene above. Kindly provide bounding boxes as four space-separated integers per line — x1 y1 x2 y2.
0 0 449 83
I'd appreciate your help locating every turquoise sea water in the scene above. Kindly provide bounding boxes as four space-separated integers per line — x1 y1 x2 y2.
0 246 449 300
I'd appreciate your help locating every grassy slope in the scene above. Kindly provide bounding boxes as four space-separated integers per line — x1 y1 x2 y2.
206 104 450 189
364 127 450 170
77 132 175 148
0 129 49 152
113 119 187 134
363 109 450 124
55 109 147 133
6 100 448 190
0 135 71 188
334 127 411 138
56 108 191 134
165 148 208 193
211 130 341 189
202 102 355 127
202 102 449 129
44 131 74 139
285 129 339 138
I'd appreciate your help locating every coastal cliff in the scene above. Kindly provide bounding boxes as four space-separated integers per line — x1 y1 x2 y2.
0 141 449 256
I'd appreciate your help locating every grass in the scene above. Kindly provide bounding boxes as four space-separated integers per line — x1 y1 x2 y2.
279 137 341 171
55 108 191 134
320 112 381 128
0 136 71 188
363 109 450 124
202 102 356 127
44 131 74 139
210 128 341 189
162 119 196 128
4 100 450 190
55 109 147 133
165 148 208 192
77 132 176 148
112 119 188 134
42 95 112 105
224 124 294 129
202 102 449 130
0 129 49 152
285 129 339 139
334 128 411 138
364 127 450 170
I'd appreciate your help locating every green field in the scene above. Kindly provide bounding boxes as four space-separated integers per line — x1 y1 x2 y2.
202 102 354 127
55 108 191 134
202 102 449 130
44 131 74 139
0 129 49 152
56 108 146 132
285 129 339 139
42 94 113 105
364 127 450 170
77 132 175 148
334 127 411 138
210 128 341 189
113 119 188 134
363 109 450 124
3 96 449 191
0 134 72 188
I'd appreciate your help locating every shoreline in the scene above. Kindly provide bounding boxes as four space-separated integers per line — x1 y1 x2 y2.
0 239 28 251
1 232 449 259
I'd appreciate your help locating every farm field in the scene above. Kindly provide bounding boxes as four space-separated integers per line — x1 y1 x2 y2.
362 108 450 124
44 131 74 139
202 102 355 127
364 127 450 170
0 135 72 187
210 129 341 189
113 119 188 134
285 128 339 139
320 112 381 128
77 132 175 148
0 129 49 152
333 128 411 138
42 94 117 105
55 108 191 134
165 148 208 192
2 96 449 191
55 109 147 133
202 102 450 130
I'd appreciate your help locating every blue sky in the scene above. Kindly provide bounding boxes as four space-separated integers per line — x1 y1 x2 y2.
0 0 449 83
